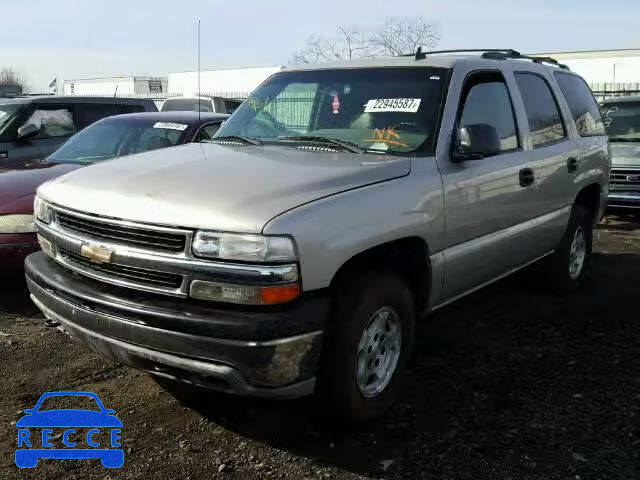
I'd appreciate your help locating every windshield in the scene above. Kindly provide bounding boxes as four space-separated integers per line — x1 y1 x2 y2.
47 117 190 164
0 103 23 135
215 67 448 154
601 101 640 142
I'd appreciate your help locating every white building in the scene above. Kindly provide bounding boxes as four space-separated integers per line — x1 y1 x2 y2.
63 76 168 96
168 66 283 98
534 49 640 86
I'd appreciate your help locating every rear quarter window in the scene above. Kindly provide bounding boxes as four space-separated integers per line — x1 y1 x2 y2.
554 72 605 137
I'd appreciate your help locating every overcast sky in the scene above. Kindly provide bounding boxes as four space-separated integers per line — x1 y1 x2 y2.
4 0 639 91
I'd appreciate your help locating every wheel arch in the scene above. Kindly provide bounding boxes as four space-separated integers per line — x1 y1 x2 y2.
573 182 602 222
329 236 432 313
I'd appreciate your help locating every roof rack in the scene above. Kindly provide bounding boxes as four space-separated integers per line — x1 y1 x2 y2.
410 47 570 70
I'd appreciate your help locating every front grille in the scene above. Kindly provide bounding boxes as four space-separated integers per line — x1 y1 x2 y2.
610 169 640 191
55 210 187 253
60 249 183 290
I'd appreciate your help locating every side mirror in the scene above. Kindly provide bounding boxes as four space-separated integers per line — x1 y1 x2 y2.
17 123 40 141
452 124 501 162
23 409 35 415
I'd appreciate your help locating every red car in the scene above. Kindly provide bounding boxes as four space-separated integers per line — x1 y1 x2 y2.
0 111 228 271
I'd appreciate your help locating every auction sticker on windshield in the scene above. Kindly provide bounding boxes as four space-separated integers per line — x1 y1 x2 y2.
153 122 188 131
364 98 421 113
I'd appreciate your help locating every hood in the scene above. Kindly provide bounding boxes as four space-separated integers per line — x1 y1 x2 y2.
0 162 80 215
609 142 640 167
39 143 411 233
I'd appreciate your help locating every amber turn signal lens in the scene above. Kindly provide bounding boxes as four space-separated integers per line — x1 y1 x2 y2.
260 284 301 305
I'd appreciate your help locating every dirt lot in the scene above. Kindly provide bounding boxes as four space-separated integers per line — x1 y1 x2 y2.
1 213 639 480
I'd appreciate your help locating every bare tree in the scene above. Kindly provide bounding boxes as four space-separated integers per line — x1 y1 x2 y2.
368 17 440 57
290 17 440 64
0 67 30 93
290 27 367 64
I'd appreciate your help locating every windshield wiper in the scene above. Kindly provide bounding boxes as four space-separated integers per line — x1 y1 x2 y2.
275 135 364 154
208 135 263 146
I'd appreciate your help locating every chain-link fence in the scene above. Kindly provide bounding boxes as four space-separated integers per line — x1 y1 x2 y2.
590 83 640 101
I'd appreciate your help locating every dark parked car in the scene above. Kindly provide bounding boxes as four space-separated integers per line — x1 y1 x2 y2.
0 111 228 271
0 96 157 167
161 96 242 114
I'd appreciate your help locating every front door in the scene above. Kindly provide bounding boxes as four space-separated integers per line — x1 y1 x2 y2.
436 69 539 302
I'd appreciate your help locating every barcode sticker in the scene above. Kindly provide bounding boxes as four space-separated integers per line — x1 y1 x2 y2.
364 98 421 113
153 122 188 131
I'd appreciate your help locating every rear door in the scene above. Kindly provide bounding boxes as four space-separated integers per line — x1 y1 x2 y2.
75 104 145 130
510 70 580 252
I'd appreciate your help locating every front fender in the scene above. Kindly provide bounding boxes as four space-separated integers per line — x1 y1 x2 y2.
263 165 445 292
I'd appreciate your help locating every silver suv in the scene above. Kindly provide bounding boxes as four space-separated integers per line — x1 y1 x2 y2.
26 49 609 421
601 95 640 208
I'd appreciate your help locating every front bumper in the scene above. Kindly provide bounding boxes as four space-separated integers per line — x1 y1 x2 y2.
0 233 38 270
25 252 329 399
608 192 640 209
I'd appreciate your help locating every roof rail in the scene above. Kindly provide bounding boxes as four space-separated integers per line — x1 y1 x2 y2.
481 50 570 70
409 48 521 60
409 47 570 70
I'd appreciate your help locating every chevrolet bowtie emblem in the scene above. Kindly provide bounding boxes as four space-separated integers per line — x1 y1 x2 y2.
80 244 114 264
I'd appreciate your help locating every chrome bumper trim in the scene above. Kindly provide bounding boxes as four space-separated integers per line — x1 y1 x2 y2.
36 219 298 297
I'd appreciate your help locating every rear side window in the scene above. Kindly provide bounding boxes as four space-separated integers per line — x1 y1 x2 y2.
223 99 242 114
162 98 213 112
76 104 145 129
554 72 605 137
196 122 223 141
23 107 75 139
458 72 519 154
515 73 566 148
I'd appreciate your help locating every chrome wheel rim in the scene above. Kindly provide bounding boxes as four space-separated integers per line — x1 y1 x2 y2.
569 226 586 280
356 306 402 399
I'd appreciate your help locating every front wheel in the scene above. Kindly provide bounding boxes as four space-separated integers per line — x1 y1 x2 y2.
542 205 593 292
316 270 415 422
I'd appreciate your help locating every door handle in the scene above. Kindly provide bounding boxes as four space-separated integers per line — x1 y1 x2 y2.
519 168 534 187
567 157 578 173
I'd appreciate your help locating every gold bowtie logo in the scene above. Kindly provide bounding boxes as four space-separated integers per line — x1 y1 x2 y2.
80 244 114 264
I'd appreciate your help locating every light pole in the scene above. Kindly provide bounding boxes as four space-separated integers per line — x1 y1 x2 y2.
196 18 201 115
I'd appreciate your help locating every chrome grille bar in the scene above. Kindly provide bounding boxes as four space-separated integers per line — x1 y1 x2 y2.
52 206 190 254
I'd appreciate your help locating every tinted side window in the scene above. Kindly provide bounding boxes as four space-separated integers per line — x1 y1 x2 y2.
196 123 222 141
458 73 518 154
554 72 605 137
76 104 144 129
22 106 75 139
223 99 242 114
515 73 566 148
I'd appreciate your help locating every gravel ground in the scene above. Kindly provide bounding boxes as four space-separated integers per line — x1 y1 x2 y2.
1 213 639 480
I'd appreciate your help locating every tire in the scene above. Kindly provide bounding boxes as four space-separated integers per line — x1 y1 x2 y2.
316 270 415 422
542 205 593 292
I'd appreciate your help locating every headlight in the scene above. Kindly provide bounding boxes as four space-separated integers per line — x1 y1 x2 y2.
0 214 36 233
192 231 297 262
33 197 51 224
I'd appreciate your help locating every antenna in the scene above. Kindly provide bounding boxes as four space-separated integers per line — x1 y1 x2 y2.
196 18 201 123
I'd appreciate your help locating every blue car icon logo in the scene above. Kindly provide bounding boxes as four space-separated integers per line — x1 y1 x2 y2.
15 391 124 468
